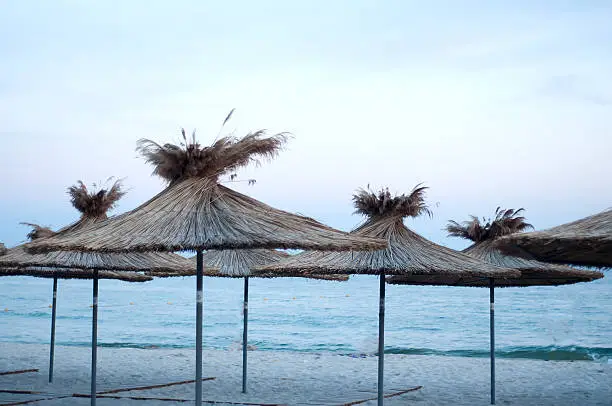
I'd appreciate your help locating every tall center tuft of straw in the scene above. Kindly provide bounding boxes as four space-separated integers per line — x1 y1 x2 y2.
21 223 56 241
136 114 288 184
446 207 534 243
353 184 431 220
68 179 125 220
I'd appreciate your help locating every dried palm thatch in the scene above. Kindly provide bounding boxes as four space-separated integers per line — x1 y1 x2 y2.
0 267 152 281
200 249 291 276
387 240 603 287
0 242 193 273
256 186 519 279
22 223 56 241
446 208 533 243
29 128 387 254
497 208 612 269
353 184 432 219
146 250 349 281
1 181 193 273
0 243 6 256
137 129 287 184
69 179 125 219
388 208 603 287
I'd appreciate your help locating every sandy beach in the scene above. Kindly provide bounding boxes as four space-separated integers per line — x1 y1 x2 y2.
0 343 610 405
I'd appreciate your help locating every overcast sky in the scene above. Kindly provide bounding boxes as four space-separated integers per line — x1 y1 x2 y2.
1 0 611 249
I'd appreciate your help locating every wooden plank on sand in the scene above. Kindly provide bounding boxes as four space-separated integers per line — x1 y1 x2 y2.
0 369 39 376
338 386 423 406
74 393 286 405
97 376 216 394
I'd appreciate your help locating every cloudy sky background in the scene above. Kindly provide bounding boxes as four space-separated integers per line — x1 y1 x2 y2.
1 0 610 249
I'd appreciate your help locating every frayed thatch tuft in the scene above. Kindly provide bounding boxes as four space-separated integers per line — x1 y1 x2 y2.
0 243 6 256
137 123 288 184
21 223 56 241
68 179 125 219
353 184 431 219
446 207 533 243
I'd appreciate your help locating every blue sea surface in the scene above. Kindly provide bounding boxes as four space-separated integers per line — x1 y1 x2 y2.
0 275 610 362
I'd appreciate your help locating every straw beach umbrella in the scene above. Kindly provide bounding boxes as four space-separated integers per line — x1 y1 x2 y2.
256 185 519 406
497 208 612 268
147 249 348 394
29 124 386 406
2 180 192 401
387 208 603 404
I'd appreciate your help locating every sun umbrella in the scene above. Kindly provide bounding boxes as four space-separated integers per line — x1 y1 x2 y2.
28 125 386 406
496 208 612 268
147 249 348 394
255 185 519 406
2 180 192 402
387 207 603 404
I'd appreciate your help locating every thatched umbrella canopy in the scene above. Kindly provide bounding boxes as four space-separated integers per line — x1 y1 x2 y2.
388 208 604 287
27 132 385 255
257 187 518 277
387 208 603 405
496 208 612 269
28 122 386 406
147 250 349 281
256 186 519 406
1 239 192 272
2 182 193 273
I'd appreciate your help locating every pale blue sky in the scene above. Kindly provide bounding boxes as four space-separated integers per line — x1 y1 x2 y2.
1 1 611 248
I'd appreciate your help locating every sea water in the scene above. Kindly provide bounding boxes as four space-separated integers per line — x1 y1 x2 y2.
0 274 610 362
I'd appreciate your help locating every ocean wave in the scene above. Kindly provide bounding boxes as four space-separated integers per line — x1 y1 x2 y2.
385 345 612 361
5 339 608 361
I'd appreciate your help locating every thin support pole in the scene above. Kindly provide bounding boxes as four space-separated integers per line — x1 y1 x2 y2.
242 276 249 394
49 276 58 383
91 269 99 406
378 272 386 406
489 278 495 405
195 250 204 406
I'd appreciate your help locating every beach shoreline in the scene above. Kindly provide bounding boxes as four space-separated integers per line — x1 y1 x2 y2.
1 343 610 405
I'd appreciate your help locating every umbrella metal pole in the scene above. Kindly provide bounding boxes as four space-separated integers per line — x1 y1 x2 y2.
489 278 495 405
196 250 204 406
91 269 99 406
49 276 58 383
242 276 249 393
378 272 385 406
